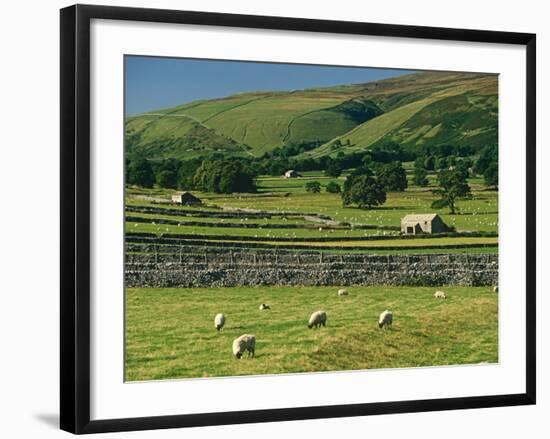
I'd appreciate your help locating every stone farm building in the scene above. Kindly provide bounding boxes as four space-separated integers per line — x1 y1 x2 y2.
171 192 202 205
401 214 449 235
284 169 301 178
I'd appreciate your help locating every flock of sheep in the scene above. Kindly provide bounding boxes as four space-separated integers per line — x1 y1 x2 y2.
212 286 496 360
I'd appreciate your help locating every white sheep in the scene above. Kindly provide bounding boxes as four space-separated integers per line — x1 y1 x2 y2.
308 310 327 329
493 286 498 293
434 290 447 299
214 313 226 331
378 310 393 329
232 334 256 359
338 289 349 296
259 303 271 310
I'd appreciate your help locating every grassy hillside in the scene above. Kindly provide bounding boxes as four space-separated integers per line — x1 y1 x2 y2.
304 75 497 158
125 71 497 160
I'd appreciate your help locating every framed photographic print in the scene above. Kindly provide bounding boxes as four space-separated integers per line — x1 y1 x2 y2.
60 4 536 434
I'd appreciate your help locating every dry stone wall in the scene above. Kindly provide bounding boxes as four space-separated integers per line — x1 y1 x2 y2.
125 251 498 288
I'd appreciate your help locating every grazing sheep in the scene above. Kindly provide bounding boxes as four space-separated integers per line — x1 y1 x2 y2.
308 311 327 329
493 286 498 293
214 313 226 331
232 334 256 359
338 289 349 296
434 290 447 299
259 303 271 310
378 310 393 329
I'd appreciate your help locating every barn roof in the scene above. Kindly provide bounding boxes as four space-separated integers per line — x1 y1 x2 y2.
401 214 439 223
173 191 201 200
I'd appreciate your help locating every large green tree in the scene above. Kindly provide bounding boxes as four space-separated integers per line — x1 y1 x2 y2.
343 173 386 209
127 158 155 188
431 169 472 214
377 161 408 191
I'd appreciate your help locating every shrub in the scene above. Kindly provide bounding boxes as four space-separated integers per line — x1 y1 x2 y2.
305 181 321 193
326 182 341 193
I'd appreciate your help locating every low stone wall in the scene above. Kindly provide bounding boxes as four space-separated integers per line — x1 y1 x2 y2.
125 252 498 288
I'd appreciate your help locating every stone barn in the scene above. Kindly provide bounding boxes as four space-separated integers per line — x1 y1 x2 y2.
171 191 202 206
401 214 449 235
284 169 301 178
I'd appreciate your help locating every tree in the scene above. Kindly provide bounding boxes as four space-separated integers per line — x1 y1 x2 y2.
431 169 472 214
267 160 288 176
156 169 178 189
193 160 256 194
342 167 373 199
305 181 321 193
435 156 448 170
474 144 498 175
326 181 341 193
413 167 429 187
377 161 408 191
325 160 342 177
342 173 386 209
484 162 498 188
424 155 435 171
127 158 155 188
414 156 426 169
177 158 203 190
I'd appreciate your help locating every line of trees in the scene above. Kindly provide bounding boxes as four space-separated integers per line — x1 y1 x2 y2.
127 136 497 202
126 156 256 194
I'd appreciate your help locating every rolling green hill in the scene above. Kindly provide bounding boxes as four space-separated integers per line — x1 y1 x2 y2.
125 71 497 160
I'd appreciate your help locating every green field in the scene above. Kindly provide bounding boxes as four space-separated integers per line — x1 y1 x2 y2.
125 285 498 381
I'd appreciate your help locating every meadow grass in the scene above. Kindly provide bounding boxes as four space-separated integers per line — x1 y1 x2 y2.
125 171 498 251
125 222 396 239
125 285 498 381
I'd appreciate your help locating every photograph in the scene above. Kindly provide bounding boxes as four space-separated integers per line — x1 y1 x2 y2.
123 56 499 382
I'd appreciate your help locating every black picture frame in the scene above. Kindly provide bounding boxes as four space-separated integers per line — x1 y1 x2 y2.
60 4 536 434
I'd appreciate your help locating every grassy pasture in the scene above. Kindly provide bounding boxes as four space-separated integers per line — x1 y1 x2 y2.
125 285 498 381
211 177 499 234
125 222 396 239
125 170 498 253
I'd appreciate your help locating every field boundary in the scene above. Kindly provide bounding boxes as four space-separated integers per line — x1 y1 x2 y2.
126 251 498 288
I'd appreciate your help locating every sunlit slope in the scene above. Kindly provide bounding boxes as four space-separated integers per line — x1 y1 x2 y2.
125 113 246 159
304 74 497 157
188 91 362 154
125 71 497 160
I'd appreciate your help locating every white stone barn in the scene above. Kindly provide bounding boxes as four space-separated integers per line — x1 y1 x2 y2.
401 214 449 235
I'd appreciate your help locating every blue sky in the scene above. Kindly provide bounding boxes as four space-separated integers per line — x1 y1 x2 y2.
125 56 414 115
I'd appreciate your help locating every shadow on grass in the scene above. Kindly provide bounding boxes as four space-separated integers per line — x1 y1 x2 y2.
454 211 498 216
347 206 410 211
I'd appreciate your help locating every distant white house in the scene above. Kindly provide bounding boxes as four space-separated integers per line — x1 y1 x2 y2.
284 169 301 178
401 214 449 235
171 191 202 206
